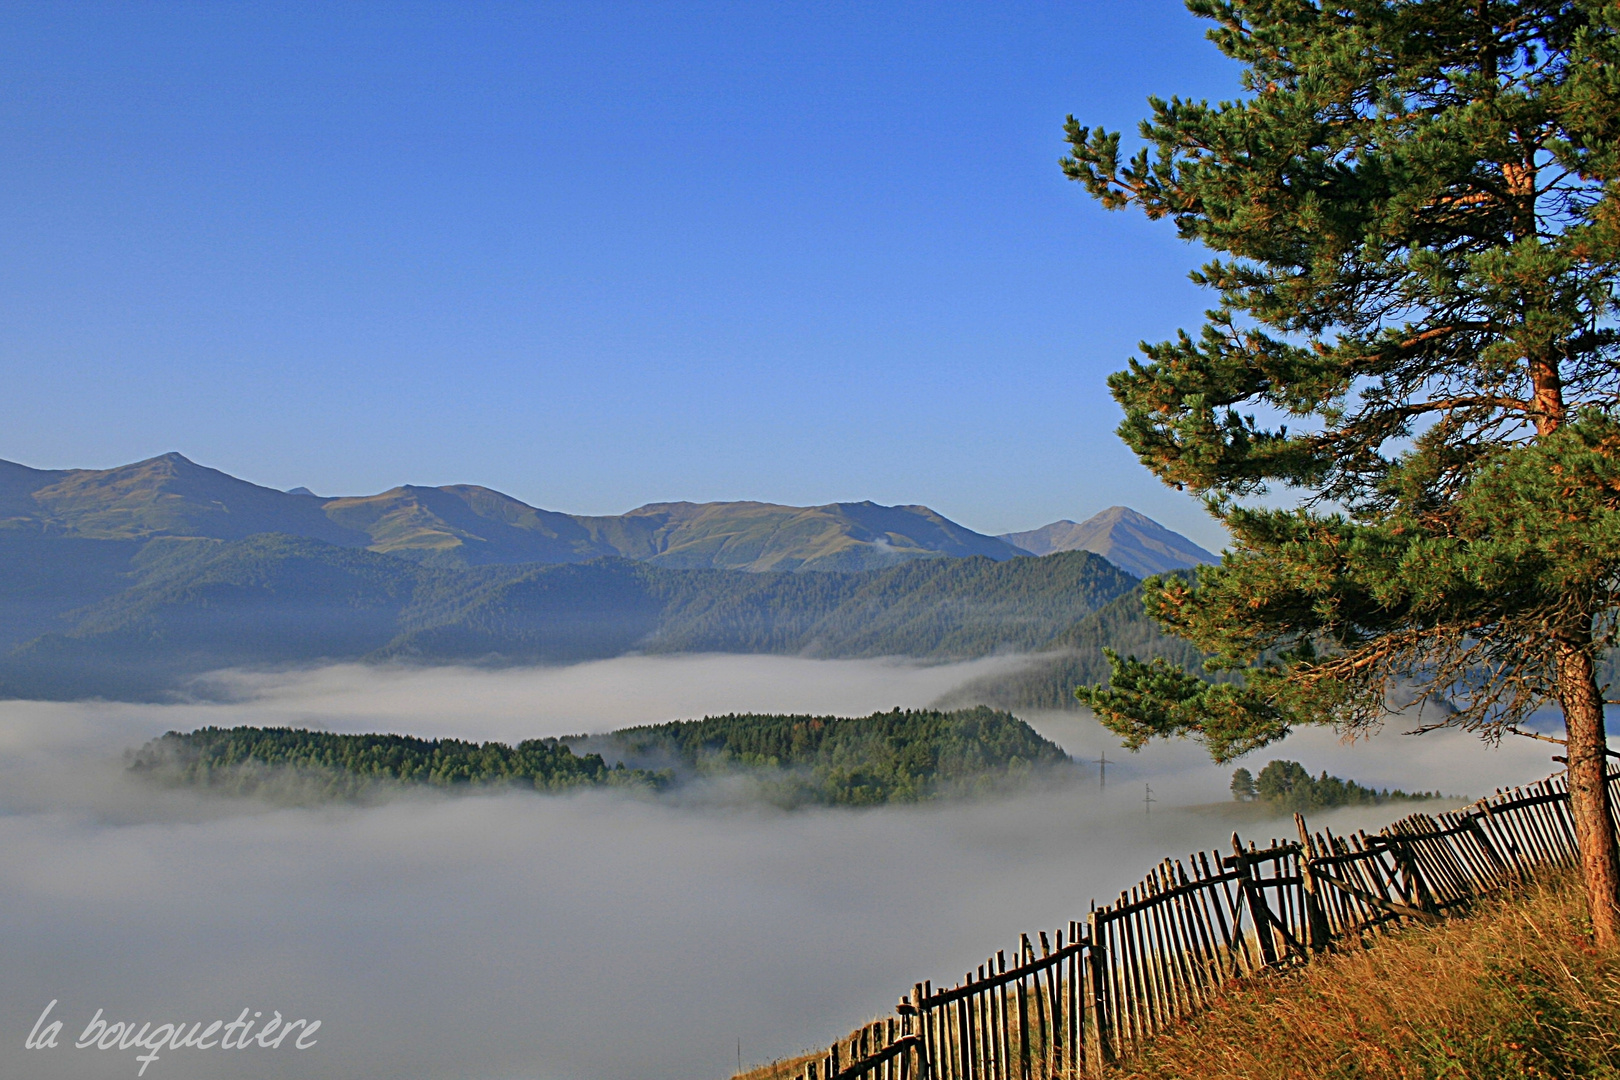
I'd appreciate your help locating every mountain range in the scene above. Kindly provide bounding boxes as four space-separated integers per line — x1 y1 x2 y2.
0 452 1216 575
0 452 1224 702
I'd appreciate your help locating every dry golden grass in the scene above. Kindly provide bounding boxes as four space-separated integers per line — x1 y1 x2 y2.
1114 872 1620 1079
733 1050 819 1080
737 876 1620 1080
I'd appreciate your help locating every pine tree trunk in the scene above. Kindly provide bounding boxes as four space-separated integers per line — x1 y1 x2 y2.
1555 632 1620 948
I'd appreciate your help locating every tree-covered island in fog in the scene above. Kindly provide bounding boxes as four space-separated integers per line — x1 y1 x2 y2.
130 706 1070 807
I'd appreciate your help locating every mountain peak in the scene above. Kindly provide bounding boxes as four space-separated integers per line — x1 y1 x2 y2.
128 451 205 474
999 508 1217 578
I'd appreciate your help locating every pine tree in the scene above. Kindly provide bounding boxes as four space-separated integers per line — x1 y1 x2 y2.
1065 0 1620 943
1230 766 1258 801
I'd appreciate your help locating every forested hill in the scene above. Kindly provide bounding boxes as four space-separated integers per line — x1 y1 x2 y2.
0 532 1143 700
131 707 1067 807
932 584 1212 713
598 706 1069 803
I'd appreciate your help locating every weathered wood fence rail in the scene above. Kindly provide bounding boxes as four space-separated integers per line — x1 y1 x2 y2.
780 769 1618 1080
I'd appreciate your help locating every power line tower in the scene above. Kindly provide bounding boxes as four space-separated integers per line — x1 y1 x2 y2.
1096 750 1109 789
1144 782 1156 817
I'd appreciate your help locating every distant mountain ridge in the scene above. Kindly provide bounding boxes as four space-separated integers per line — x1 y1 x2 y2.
0 535 1145 700
1000 506 1218 578
0 453 1025 572
0 453 1233 705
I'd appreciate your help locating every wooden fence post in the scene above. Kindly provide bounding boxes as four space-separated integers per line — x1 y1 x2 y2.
1084 910 1112 1075
1460 810 1509 886
1294 813 1332 954
1230 833 1279 967
1386 829 1439 916
911 983 929 1080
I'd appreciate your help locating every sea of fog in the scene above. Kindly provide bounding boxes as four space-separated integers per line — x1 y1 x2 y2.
0 654 1573 1080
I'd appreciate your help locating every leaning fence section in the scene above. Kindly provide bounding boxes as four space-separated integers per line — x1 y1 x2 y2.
777 769 1620 1080
912 928 1086 1080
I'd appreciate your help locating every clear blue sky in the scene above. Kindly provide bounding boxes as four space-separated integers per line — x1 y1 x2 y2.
0 2 1244 550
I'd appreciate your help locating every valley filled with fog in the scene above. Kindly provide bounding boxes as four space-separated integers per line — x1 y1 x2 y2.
0 656 1563 1080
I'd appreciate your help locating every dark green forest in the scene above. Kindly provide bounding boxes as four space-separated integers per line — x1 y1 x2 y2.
933 585 1211 711
600 705 1070 805
128 726 660 802
1230 760 1441 814
131 706 1069 807
0 531 1145 700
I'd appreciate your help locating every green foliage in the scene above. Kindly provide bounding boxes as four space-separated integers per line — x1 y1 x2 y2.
1247 759 1438 812
604 706 1071 806
130 707 1070 808
637 548 1139 659
128 726 661 802
1063 0 1620 756
936 584 1215 712
1229 766 1257 802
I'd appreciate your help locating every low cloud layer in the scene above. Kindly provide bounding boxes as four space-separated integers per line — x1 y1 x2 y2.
0 656 1570 1080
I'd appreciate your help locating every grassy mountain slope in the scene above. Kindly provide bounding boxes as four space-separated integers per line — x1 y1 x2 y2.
0 453 1036 572
583 500 1025 572
0 459 70 526
322 484 617 566
1000 506 1218 577
19 452 371 545
1111 874 1618 1080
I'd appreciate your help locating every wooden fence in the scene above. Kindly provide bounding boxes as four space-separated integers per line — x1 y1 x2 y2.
777 768 1618 1080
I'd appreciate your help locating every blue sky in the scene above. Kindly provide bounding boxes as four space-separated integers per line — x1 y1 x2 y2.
0 2 1244 550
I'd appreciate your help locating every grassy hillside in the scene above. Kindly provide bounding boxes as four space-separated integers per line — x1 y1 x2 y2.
582 499 1024 572
132 707 1065 807
322 484 613 566
999 506 1218 577
16 452 371 545
0 452 1027 571
733 874 1617 1080
1111 873 1619 1080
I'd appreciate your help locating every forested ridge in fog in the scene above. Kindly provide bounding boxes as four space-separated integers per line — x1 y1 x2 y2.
130 706 1068 806
0 531 1181 700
